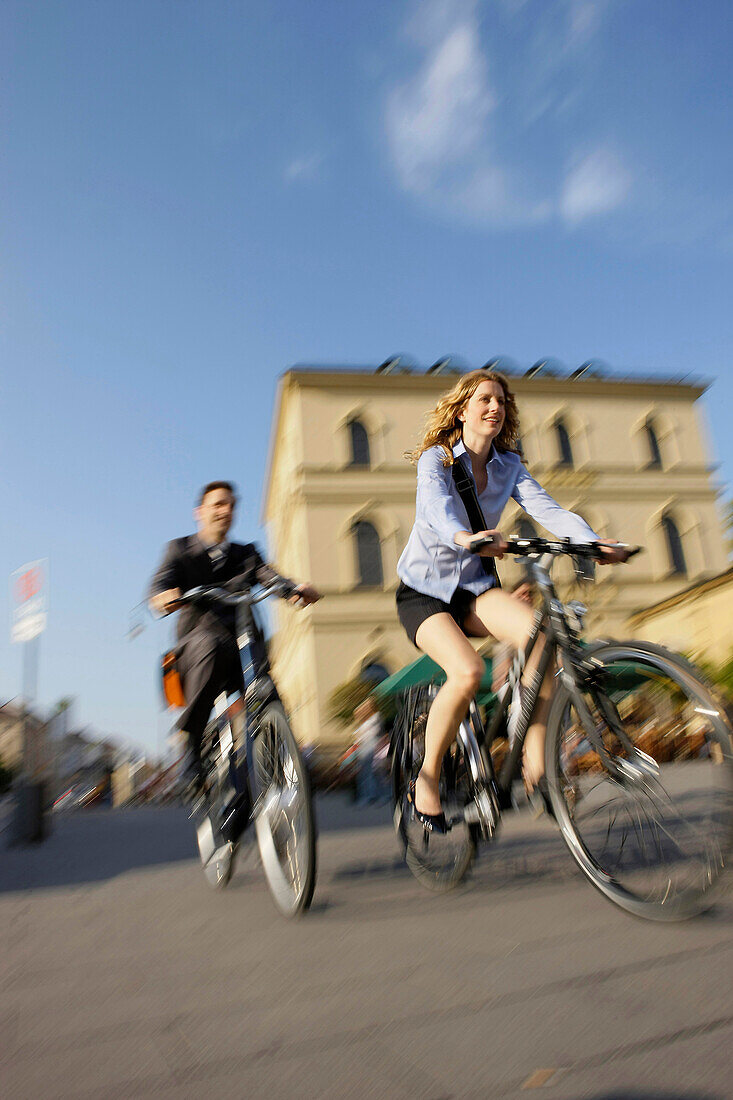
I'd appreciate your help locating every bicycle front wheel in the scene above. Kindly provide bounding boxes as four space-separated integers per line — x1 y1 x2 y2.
252 701 316 917
546 641 733 921
391 684 477 892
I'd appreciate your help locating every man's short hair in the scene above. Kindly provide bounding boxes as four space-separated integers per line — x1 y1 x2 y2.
197 481 238 507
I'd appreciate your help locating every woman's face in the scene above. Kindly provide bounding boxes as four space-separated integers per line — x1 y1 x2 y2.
458 379 506 442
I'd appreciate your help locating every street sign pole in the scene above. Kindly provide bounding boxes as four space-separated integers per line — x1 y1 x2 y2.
9 561 48 845
21 635 40 778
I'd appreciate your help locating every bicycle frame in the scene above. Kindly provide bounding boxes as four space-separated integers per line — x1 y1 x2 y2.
466 552 625 799
197 588 284 843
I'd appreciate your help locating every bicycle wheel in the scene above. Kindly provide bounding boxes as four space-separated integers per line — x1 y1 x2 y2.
392 684 477 892
251 701 316 917
546 640 733 921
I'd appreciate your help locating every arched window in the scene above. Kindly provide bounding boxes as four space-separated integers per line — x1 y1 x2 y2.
361 661 390 687
555 419 574 467
662 514 687 576
645 421 662 468
348 419 370 467
353 521 383 587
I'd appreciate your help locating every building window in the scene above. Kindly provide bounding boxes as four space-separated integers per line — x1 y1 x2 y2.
661 514 687 576
353 521 383 587
348 419 370 467
645 421 662 468
555 419 574 467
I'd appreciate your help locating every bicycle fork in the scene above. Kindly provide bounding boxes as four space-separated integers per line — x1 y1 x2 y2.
565 675 661 790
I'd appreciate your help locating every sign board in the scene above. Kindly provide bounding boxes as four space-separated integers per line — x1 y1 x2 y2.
11 560 48 643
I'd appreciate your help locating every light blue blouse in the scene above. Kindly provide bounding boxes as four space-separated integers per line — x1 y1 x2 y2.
396 439 599 601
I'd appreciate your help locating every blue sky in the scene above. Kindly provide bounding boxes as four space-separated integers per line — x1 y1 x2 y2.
2 0 732 754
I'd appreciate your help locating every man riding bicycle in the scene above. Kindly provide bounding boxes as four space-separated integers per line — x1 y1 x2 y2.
149 480 320 792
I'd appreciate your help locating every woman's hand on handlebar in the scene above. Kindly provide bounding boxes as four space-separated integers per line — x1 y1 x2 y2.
288 582 321 607
454 530 508 559
595 540 634 565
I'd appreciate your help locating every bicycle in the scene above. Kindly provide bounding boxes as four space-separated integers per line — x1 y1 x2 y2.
171 580 317 917
391 537 733 921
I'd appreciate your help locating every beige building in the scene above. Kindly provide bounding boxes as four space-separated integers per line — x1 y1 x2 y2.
0 702 50 776
262 364 728 753
628 566 733 663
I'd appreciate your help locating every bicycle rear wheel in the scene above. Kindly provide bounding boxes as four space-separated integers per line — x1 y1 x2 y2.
546 641 733 920
392 684 477 892
252 701 316 917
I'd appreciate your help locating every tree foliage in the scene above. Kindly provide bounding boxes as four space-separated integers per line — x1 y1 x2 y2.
327 677 395 728
691 649 733 706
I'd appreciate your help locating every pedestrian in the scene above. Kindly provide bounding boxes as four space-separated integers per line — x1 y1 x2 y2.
353 697 383 806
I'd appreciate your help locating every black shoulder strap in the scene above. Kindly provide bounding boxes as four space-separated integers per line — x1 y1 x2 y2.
451 457 501 587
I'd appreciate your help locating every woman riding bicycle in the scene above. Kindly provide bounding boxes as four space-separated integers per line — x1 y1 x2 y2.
395 369 629 831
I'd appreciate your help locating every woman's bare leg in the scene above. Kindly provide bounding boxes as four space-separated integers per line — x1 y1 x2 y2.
467 589 555 788
412 613 485 816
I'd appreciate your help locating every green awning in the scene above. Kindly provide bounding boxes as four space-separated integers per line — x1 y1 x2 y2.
375 653 496 707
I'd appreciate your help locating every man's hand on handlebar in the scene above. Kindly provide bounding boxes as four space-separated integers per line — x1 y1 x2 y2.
288 583 321 608
150 588 183 615
455 530 508 558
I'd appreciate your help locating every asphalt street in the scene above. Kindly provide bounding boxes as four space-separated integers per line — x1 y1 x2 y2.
1 796 731 1099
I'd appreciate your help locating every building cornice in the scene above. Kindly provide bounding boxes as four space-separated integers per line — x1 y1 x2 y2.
284 367 708 400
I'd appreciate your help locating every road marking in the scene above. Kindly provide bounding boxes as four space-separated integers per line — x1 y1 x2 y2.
522 1068 557 1089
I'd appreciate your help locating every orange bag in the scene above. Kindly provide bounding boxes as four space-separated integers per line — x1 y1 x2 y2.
161 651 186 708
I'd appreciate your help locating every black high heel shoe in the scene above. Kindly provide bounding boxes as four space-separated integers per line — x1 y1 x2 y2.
407 779 449 835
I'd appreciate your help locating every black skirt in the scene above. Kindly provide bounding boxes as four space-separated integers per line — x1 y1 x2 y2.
396 581 476 647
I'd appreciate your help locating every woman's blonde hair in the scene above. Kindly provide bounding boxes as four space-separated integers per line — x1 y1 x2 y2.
407 369 521 466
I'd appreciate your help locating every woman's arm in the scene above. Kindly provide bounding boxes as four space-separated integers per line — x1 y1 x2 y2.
416 449 473 547
511 463 630 563
511 463 599 543
417 450 507 555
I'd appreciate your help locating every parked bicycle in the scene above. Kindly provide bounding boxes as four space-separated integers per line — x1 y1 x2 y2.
171 580 316 917
391 537 733 921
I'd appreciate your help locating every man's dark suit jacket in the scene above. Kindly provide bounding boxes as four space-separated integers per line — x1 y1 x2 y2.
149 535 285 649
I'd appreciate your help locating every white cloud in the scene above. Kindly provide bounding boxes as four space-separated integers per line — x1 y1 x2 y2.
567 0 607 45
284 153 323 183
561 147 632 224
382 0 631 230
386 20 494 193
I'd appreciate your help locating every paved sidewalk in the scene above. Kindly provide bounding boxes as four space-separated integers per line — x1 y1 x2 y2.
1 796 731 1098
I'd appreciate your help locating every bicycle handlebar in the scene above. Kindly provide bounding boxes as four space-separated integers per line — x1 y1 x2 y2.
468 535 643 560
173 577 296 610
